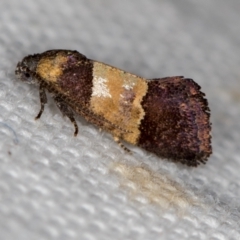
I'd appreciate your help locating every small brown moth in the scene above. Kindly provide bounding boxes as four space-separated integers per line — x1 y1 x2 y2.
15 50 212 166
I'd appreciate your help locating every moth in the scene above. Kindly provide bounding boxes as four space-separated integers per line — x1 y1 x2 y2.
15 49 212 166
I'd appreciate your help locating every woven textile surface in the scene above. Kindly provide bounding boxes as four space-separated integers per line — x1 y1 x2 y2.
1 1 240 239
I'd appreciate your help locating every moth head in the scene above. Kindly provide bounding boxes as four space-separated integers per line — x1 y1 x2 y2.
15 54 41 84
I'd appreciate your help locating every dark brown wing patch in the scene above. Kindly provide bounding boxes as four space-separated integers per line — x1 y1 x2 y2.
138 76 211 166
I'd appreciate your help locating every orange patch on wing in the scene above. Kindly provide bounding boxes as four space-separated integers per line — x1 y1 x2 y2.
91 61 148 144
36 53 68 83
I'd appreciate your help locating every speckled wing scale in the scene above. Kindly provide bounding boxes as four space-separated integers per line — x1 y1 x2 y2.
15 49 212 167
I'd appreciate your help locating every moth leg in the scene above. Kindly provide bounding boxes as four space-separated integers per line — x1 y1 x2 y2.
54 96 78 136
114 136 131 154
35 85 47 120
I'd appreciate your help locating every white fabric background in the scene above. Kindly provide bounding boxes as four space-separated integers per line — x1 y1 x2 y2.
1 1 240 239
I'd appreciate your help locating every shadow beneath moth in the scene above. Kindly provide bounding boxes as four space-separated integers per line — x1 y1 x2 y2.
15 50 212 166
